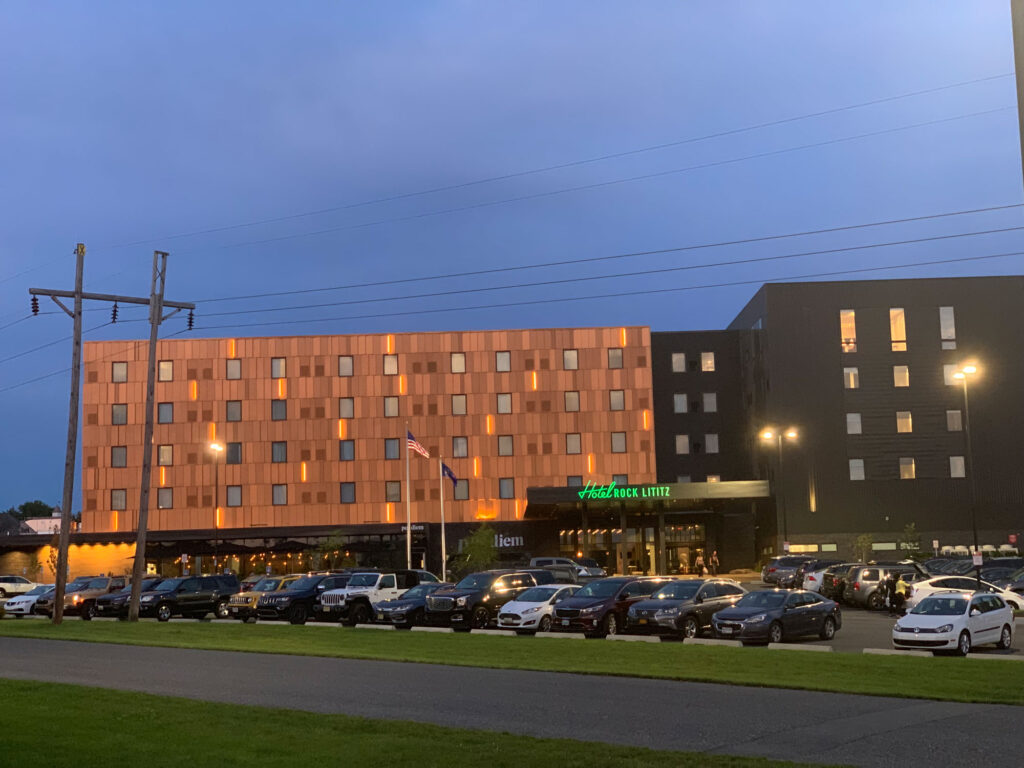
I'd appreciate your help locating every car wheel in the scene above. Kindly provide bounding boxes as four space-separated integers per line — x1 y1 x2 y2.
0 589 6 597
245 616 257 624
997 624 1013 650
538 615 552 633
470 605 491 629
682 615 700 639
156 603 172 622
603 613 618 637
289 604 308 625
956 630 971 656
867 592 884 611
349 602 371 626
819 617 836 640
80 602 96 621
215 601 229 620
768 621 784 644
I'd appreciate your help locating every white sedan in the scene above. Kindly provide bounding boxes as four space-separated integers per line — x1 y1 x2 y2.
3 584 54 617
893 592 1014 656
498 584 579 633
903 575 1022 612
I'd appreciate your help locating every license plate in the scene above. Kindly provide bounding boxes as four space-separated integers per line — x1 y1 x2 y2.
322 606 333 612
719 626 733 635
638 618 647 625
377 613 385 620
230 607 238 613
562 619 569 626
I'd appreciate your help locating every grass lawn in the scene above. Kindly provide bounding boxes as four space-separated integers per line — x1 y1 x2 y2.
0 678 825 768
0 619 1022 705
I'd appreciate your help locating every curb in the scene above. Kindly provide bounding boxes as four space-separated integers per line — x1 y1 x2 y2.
863 648 931 657
685 638 740 647
355 623 394 630
535 631 586 640
765 643 832 652
607 634 660 643
471 629 515 636
411 626 453 633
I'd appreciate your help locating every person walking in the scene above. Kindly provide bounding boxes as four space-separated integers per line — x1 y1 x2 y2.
883 571 898 616
710 550 720 577
894 573 909 616
694 553 706 577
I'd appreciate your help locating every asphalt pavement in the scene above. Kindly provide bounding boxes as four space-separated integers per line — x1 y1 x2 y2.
2 636 1022 767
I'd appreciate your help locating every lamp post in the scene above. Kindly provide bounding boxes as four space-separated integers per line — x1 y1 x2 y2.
952 364 980 588
760 427 798 553
209 442 224 574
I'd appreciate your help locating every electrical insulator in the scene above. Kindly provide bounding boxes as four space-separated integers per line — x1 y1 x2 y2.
31 296 39 315
187 310 194 331
111 302 119 323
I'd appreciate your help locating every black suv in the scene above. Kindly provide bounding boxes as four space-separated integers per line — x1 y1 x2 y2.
138 575 240 622
552 576 669 637
258 572 350 625
425 570 538 630
95 578 164 618
627 578 746 637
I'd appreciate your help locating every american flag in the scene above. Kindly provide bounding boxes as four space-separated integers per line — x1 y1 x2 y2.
407 430 429 458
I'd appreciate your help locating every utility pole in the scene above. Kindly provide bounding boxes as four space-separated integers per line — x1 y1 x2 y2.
30 249 194 625
1011 0 1024 186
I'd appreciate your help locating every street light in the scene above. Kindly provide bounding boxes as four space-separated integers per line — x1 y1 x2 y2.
760 426 799 552
209 442 224 573
953 363 980 588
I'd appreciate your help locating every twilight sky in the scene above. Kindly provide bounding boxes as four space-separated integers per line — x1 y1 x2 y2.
1 2 1021 510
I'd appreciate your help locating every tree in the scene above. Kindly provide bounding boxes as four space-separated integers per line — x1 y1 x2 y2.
2 500 55 521
855 533 874 563
452 524 497 579
900 523 921 553
45 533 60 578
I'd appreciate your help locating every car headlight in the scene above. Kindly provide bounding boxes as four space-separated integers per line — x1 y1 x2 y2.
71 595 82 604
937 624 954 633
522 606 541 615
455 596 467 607
894 624 905 632
141 595 156 602
580 606 601 615
746 613 768 623
656 606 681 617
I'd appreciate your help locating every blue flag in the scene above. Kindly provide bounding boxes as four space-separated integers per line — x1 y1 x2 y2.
441 462 458 490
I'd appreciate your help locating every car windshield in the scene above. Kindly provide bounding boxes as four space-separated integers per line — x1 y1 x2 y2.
25 585 53 596
652 583 700 600
348 573 380 587
455 573 496 590
286 576 322 591
736 592 787 609
577 558 600 568
515 586 560 603
252 578 283 592
399 584 433 599
66 579 92 592
153 578 185 592
912 596 968 615
573 580 623 599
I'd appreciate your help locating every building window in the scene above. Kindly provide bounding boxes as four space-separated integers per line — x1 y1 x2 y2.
383 354 398 376
499 478 514 499
608 348 623 369
226 442 241 464
849 459 865 481
943 364 957 386
843 367 859 389
846 413 862 435
451 394 466 415
840 309 857 353
385 438 400 460
893 366 909 388
566 433 581 455
338 355 353 377
677 475 691 483
496 393 511 414
158 361 173 382
157 402 173 424
939 306 956 349
889 308 907 351
498 435 514 456
609 390 625 411
271 400 286 420
899 457 916 480
453 479 469 500
671 353 686 373
157 488 173 509
111 489 127 511
611 432 626 453
612 474 628 485
950 456 966 478
226 400 241 422
271 441 287 463
383 396 398 417
673 394 688 414
112 362 127 383
896 411 913 433
706 475 721 483
111 446 127 467
339 397 354 419
564 391 580 412
450 352 466 373
340 482 355 504
703 393 717 413
495 351 511 372
701 352 715 372
385 481 401 502
452 436 468 458
946 410 963 431
271 358 286 379
675 434 690 455
567 475 583 487
272 484 287 505
339 440 354 461
563 349 578 370
226 486 242 507
112 403 127 425
226 359 241 380
705 434 719 454
158 445 173 466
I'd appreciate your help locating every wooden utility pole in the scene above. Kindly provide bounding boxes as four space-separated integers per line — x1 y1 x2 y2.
30 249 194 624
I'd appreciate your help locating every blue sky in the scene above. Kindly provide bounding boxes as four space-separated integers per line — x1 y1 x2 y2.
1 1 1021 509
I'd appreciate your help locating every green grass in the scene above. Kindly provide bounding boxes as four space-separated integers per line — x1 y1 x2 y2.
0 678 826 768
1 619 1022 705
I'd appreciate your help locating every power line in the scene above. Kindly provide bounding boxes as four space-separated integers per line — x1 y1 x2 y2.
0 321 119 366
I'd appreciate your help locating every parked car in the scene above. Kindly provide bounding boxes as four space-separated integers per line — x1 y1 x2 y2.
375 582 452 629
529 557 605 578
34 575 128 619
817 563 861 599
712 589 842 645
497 584 580 633
227 574 301 622
257 572 350 624
0 576 39 597
893 592 1014 655
425 570 539 630
761 556 815 586
2 584 53 617
320 570 439 625
94 578 164 618
1002 567 1024 595
626 578 746 638
794 560 843 592
843 565 925 610
138 574 240 622
551 576 669 638
239 573 265 592
903 575 1022 612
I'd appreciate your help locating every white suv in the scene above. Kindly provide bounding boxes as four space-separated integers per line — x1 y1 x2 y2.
0 576 38 597
319 572 402 625
893 591 1014 656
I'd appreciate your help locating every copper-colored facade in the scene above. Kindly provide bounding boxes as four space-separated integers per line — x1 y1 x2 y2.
81 327 654 534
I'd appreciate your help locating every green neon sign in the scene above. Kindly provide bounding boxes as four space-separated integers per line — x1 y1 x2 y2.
576 481 671 500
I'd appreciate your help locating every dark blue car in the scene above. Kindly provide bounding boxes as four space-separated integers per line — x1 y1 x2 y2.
712 589 841 645
375 582 451 629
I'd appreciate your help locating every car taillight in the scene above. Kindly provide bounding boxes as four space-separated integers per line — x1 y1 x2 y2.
769 567 776 572
807 575 816 582
853 582 860 590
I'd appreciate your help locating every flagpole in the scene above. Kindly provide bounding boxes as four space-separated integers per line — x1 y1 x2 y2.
439 455 447 582
405 422 412 569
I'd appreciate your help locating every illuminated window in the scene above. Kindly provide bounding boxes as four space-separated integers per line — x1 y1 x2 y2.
609 390 625 411
385 438 399 460
111 446 127 468
950 456 966 478
271 400 286 420
498 435 514 456
111 489 127 511
272 484 287 505
939 306 956 349
840 310 857 353
496 393 511 414
946 410 962 431
227 486 242 507
673 394 687 414
271 358 286 379
705 434 719 454
385 481 401 502
889 308 907 351
563 349 578 370
849 459 865 481
675 434 690 455
450 352 466 373
703 393 717 413
896 411 912 433
899 457 916 480
843 367 859 389
495 351 511 372
339 397 354 419
943 364 957 386
112 362 127 383
157 402 173 423
671 353 686 373
340 483 355 504
701 352 715 372
451 394 466 415
226 400 241 422
611 432 626 453
846 413 862 435
454 480 469 500
226 442 241 464
383 354 398 376
893 366 909 388
271 442 287 463
608 348 623 369
452 436 468 458
566 433 581 455
564 391 580 412
338 355 353 377
111 404 127 425
339 440 354 461
383 396 398 417
612 474 628 485
499 478 514 499
226 359 241 380
157 488 173 509
158 361 173 382
567 476 583 487
157 445 173 466
706 475 721 483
